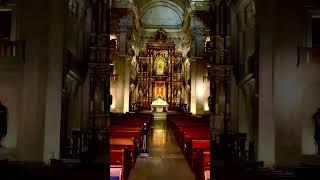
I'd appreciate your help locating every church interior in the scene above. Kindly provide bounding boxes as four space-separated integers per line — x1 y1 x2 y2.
1 0 320 179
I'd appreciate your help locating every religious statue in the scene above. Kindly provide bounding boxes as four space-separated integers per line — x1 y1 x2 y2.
157 87 163 99
0 100 7 148
313 108 320 155
155 55 165 75
154 51 167 75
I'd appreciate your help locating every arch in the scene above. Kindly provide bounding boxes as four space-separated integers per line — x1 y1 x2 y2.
140 0 185 27
140 0 184 16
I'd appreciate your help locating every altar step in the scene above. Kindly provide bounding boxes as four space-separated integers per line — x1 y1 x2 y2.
153 112 167 120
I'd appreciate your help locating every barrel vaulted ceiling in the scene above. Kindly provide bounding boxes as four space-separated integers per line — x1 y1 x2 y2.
140 0 186 28
111 0 211 30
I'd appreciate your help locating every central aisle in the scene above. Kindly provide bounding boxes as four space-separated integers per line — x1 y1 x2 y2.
128 115 195 180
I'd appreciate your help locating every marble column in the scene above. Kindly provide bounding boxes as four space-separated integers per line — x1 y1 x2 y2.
190 13 205 57
43 0 65 163
190 58 197 114
118 15 132 55
17 0 50 162
256 0 275 166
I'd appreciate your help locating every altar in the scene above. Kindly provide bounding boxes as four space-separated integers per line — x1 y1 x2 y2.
151 97 168 112
135 30 184 111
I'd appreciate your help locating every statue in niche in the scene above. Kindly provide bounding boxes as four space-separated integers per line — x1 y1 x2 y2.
156 57 164 74
314 108 320 155
0 100 7 148
154 51 167 75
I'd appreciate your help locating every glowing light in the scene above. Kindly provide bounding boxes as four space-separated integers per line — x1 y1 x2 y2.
204 99 209 111
205 36 210 43
190 99 196 114
111 103 115 109
123 84 130 113
196 83 205 98
153 129 166 146
110 34 117 40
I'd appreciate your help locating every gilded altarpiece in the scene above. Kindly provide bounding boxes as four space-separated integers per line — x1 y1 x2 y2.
137 40 183 110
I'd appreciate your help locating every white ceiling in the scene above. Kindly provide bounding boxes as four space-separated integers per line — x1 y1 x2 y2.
141 6 183 27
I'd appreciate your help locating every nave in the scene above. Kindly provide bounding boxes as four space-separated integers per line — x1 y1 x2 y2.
128 118 195 180
110 112 210 180
1 0 320 180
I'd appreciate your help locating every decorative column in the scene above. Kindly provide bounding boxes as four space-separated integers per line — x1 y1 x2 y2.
209 0 232 178
190 13 205 57
117 15 133 112
87 0 111 178
118 15 133 55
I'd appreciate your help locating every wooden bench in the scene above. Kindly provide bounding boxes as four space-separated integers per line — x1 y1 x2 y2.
110 148 131 180
167 114 210 180
110 113 152 180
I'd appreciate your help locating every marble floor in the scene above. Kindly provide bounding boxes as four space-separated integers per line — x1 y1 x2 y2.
128 118 195 180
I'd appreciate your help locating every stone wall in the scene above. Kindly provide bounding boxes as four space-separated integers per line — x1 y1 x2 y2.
255 0 320 167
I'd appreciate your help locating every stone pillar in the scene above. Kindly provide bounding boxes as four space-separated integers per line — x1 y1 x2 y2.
190 13 205 57
195 58 207 114
115 56 125 112
256 0 275 166
43 0 65 163
114 55 131 113
17 0 49 162
123 56 131 113
273 0 305 167
190 58 197 114
189 12 206 115
118 15 132 55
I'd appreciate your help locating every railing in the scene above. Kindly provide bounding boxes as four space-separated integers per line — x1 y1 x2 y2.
0 40 25 62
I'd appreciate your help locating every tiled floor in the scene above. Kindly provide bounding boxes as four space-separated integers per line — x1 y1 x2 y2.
128 118 195 180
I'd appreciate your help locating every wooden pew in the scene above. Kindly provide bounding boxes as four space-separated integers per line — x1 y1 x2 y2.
110 113 152 180
110 148 131 180
193 149 210 180
187 139 210 169
167 114 210 180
